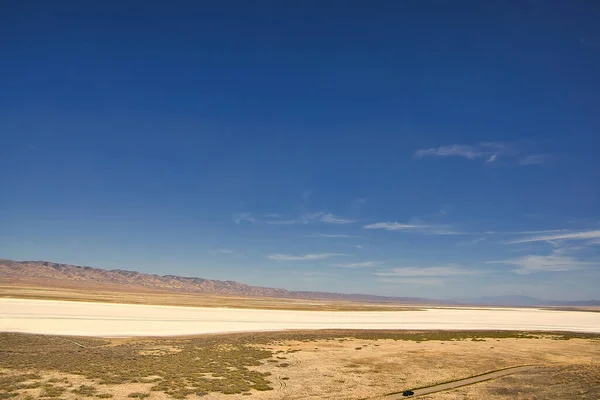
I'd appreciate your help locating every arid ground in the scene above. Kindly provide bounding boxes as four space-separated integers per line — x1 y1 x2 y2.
0 282 423 312
2 298 600 336
1 330 599 399
2 293 599 399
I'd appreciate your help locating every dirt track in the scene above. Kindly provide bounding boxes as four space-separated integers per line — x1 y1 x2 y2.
378 365 539 398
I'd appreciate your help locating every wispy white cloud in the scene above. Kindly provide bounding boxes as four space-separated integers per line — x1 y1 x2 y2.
374 266 479 277
550 244 586 256
506 230 600 244
376 277 444 285
487 255 593 275
363 221 467 235
265 219 299 225
232 212 257 224
260 211 356 225
333 261 380 268
267 253 346 261
426 228 467 235
519 154 548 165
414 142 511 160
505 246 540 253
218 249 234 254
319 213 356 224
363 222 422 231
414 142 547 166
509 229 569 235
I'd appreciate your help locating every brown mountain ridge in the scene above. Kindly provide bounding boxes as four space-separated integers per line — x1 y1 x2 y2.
0 258 433 304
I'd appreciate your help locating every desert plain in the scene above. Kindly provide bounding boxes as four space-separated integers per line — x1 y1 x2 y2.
1 295 600 399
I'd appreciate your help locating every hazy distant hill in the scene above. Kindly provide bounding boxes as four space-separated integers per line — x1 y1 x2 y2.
458 295 600 307
0 259 437 304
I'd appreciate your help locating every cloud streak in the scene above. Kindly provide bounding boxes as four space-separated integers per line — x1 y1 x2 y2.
333 261 380 268
241 211 356 225
265 219 299 225
363 222 423 231
304 212 356 224
518 154 548 165
506 230 600 244
415 142 511 160
414 142 547 166
487 255 593 275
363 221 468 235
267 253 346 261
232 212 257 224
374 266 479 277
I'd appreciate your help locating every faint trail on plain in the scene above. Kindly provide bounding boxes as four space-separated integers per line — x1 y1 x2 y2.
376 365 540 399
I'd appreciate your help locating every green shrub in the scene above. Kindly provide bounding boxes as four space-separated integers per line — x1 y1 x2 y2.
127 393 149 399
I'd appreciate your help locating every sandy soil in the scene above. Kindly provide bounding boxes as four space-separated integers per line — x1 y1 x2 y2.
1 298 600 336
209 336 600 400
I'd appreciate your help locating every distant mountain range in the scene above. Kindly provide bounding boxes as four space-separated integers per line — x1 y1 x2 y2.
1 259 598 307
457 295 600 307
0 259 437 304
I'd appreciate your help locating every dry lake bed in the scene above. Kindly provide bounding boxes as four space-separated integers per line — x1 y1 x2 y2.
1 298 600 336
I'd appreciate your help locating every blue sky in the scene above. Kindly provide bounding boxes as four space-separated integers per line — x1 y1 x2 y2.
1 1 599 300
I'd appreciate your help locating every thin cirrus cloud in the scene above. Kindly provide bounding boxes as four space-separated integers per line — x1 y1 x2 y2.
267 253 346 261
486 255 593 275
374 266 479 277
414 142 512 161
363 221 467 235
506 230 600 244
506 229 569 235
333 261 380 268
232 212 257 224
265 219 299 225
303 212 356 224
320 214 356 224
235 211 356 225
363 222 423 231
518 154 548 165
414 142 547 165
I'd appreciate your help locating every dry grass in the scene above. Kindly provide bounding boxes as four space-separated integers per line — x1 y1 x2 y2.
0 281 423 311
1 330 599 399
0 333 273 399
424 364 600 399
